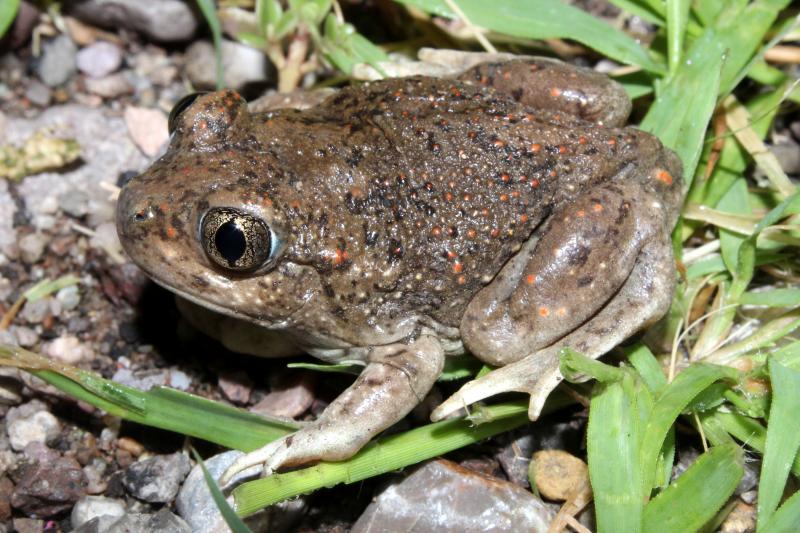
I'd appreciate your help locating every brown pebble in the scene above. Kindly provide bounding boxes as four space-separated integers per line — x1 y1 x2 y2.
116 436 144 457
530 449 588 501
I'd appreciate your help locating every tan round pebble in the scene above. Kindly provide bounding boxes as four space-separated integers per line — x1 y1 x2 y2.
530 449 588 501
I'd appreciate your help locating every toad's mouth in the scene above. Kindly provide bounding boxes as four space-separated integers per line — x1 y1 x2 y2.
135 259 312 332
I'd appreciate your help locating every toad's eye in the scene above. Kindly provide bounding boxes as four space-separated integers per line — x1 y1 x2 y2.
168 92 206 135
200 208 276 272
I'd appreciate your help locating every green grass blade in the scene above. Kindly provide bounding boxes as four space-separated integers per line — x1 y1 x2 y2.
757 360 800 530
665 0 690 73
0 344 298 451
715 0 793 95
640 364 739 493
717 178 750 273
394 0 664 73
626 343 667 393
587 372 644 533
639 29 724 185
23 275 80 302
194 0 225 89
607 0 664 25
759 490 800 533
642 443 744 533
191 449 252 533
233 399 532 516
688 86 785 211
0 0 19 39
560 348 626 383
741 288 800 307
707 411 800 477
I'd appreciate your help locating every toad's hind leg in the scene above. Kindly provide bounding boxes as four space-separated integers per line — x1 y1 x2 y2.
220 336 444 485
432 237 675 422
457 59 632 127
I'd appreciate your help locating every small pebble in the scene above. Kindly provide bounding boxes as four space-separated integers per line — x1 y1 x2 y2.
76 41 123 78
82 458 109 495
218 371 253 405
185 40 268 91
58 190 89 218
70 495 125 530
530 449 589 501
10 451 87 516
11 518 43 533
124 106 168 157
56 285 81 311
24 80 51 107
36 34 78 87
18 233 48 264
44 335 94 364
122 452 191 503
7 411 61 451
720 501 756 533
251 374 314 419
168 369 191 390
19 298 50 325
84 72 134 98
11 326 38 348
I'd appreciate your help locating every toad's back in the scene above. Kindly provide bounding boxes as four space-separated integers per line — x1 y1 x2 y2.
248 75 657 327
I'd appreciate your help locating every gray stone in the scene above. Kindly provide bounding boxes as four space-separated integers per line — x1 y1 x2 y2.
0 181 15 259
352 459 554 533
8 105 148 231
11 326 38 348
67 0 199 42
24 80 51 107
185 40 269 91
19 298 50 325
122 452 191 503
56 285 81 311
11 518 43 533
770 142 800 175
71 495 125 529
7 411 61 451
76 41 123 78
58 189 89 218
73 515 119 533
177 450 302 533
18 233 48 264
84 72 134 98
36 35 78 87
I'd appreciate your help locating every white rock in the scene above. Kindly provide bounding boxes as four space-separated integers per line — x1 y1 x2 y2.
71 496 126 529
56 285 81 311
44 335 94 364
8 410 61 451
76 41 123 78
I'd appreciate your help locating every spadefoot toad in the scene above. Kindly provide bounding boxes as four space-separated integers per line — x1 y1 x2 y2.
116 57 683 483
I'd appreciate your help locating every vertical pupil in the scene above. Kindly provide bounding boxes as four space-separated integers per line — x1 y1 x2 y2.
215 220 247 265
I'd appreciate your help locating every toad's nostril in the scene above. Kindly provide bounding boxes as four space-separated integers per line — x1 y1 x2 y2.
133 210 147 222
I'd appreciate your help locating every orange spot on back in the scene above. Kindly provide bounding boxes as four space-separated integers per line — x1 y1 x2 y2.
656 170 674 185
453 262 463 274
556 307 567 317
538 306 550 317
530 143 542 153
577 209 586 217
550 87 562 97
526 274 536 285
166 226 176 238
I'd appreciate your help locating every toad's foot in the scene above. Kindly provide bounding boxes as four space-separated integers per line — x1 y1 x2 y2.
432 238 675 422
220 336 444 486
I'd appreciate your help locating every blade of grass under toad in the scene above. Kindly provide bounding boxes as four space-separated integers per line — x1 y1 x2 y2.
740 288 800 307
394 0 664 73
717 178 750 274
639 28 724 186
233 398 542 516
195 0 225 89
0 0 18 39
642 443 743 533
607 0 664 26
191 449 252 533
639 364 740 494
759 490 800 533
756 360 800 530
586 371 645 533
0 344 298 451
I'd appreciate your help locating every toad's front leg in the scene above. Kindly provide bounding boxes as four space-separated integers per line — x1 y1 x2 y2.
220 335 444 485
